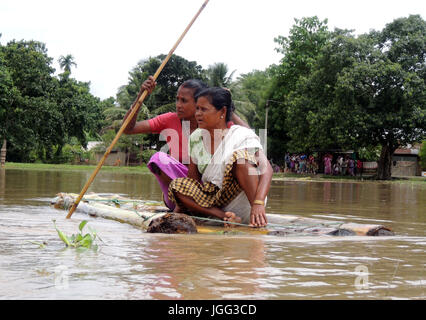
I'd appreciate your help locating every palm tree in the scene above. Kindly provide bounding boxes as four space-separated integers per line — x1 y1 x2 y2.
58 54 77 73
206 62 236 87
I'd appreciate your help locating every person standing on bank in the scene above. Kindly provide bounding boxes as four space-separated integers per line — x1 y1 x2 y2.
122 76 249 211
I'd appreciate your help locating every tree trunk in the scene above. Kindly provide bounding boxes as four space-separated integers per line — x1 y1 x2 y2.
376 143 396 180
1 139 6 168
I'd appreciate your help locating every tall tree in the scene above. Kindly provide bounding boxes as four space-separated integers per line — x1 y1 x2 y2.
205 62 236 87
340 15 426 179
0 49 19 166
1 40 103 163
54 74 102 150
231 69 272 128
267 17 332 159
58 54 77 73
0 40 57 162
284 15 426 179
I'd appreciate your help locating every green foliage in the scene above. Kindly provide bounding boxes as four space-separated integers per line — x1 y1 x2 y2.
357 146 382 162
54 143 93 164
420 141 426 170
94 129 146 165
274 16 331 95
58 54 77 73
140 149 157 163
269 15 426 179
53 219 102 251
0 39 103 163
205 62 235 87
231 69 273 128
266 17 333 158
54 74 102 148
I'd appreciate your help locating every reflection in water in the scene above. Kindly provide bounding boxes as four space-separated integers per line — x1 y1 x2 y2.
0 169 5 199
142 237 267 299
323 181 331 203
0 169 425 299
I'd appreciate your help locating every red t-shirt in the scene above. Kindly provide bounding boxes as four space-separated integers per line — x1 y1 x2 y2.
148 112 235 164
148 112 189 164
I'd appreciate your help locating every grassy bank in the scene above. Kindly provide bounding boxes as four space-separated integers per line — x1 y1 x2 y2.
272 172 426 185
3 162 425 185
3 162 151 174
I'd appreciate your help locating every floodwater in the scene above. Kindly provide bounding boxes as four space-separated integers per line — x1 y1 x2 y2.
0 168 424 300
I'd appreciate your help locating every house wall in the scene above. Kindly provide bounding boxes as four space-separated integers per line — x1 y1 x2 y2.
95 151 127 166
391 155 420 176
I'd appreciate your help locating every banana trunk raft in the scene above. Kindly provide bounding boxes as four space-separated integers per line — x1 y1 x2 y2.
51 193 394 237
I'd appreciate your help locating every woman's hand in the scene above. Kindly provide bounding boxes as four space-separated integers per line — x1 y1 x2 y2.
250 204 267 227
141 76 157 94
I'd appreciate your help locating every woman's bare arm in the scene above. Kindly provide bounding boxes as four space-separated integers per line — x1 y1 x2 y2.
231 113 250 128
187 157 202 183
123 76 156 134
249 150 273 227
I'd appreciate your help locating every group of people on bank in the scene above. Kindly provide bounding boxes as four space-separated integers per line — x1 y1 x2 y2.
278 153 363 177
123 76 272 228
283 153 319 174
323 154 363 176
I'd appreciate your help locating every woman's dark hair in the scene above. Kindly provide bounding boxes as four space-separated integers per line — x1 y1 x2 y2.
194 87 234 122
180 79 208 98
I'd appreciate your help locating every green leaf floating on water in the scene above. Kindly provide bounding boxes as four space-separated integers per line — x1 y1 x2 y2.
53 219 73 247
80 234 93 248
28 240 47 249
52 219 100 251
79 220 88 232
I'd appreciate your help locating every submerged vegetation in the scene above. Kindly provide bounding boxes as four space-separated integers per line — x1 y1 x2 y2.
53 219 103 251
28 220 104 251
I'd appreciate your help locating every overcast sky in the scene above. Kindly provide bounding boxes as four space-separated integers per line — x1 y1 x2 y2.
1 0 425 100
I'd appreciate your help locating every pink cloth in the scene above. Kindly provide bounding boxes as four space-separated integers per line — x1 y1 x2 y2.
147 152 188 210
324 156 332 175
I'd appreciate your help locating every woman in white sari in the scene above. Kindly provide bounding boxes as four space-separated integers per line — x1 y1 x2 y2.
168 87 272 227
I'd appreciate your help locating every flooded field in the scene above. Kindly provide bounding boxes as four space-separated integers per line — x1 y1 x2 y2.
0 169 424 299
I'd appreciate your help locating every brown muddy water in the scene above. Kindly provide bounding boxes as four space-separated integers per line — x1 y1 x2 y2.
0 169 424 299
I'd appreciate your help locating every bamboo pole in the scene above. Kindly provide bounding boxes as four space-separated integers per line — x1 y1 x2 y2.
66 0 210 219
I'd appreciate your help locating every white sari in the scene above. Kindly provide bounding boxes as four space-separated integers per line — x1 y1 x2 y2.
190 125 263 224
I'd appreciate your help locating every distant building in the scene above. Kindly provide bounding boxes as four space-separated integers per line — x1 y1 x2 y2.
392 144 421 177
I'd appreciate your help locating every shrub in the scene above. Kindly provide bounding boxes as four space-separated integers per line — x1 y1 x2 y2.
358 146 381 162
420 141 426 170
139 149 157 163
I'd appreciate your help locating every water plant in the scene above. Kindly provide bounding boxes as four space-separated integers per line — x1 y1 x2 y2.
52 219 103 251
28 240 48 249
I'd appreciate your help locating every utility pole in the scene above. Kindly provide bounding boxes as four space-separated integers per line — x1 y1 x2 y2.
264 100 269 155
